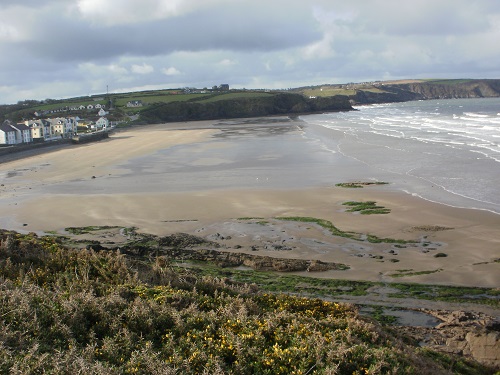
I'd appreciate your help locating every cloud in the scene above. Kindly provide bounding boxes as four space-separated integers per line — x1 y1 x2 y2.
131 63 154 74
218 59 237 67
75 0 229 26
162 67 181 76
1 0 500 103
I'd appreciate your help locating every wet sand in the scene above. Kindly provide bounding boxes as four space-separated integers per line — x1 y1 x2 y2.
1 119 499 288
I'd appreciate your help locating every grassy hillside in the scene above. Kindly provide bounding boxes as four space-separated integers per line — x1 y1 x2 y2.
2 79 500 125
0 229 494 374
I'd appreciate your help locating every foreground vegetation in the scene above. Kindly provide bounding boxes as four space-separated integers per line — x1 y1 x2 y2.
0 229 495 374
342 201 391 215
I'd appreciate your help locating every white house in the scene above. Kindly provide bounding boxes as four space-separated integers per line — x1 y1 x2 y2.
98 108 108 117
87 104 94 110
0 120 18 145
11 123 32 143
66 117 79 134
95 117 109 130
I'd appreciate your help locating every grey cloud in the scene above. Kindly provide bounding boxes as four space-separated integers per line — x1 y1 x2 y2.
1 0 500 103
18 2 321 63
0 0 57 7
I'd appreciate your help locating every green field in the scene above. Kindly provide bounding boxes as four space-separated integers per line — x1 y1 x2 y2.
198 91 273 103
113 93 211 107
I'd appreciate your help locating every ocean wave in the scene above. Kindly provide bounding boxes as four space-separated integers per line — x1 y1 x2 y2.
464 112 489 118
304 98 500 213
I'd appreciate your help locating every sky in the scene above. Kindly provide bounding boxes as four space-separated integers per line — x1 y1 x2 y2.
1 0 499 104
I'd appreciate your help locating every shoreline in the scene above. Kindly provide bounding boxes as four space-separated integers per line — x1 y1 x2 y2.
1 119 499 288
299 98 500 216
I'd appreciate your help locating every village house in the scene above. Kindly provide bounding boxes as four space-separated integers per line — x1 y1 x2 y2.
48 118 66 138
23 116 79 141
0 120 32 145
47 117 79 138
12 122 32 144
95 117 109 130
25 119 52 141
0 120 18 145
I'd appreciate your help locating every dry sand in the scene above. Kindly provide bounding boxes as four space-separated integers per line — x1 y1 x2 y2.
1 121 499 288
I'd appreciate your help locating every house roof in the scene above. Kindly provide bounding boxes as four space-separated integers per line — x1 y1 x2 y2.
13 123 30 131
0 121 16 133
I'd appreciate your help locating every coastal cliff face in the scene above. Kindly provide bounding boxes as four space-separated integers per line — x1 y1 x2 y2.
393 80 500 99
352 79 500 104
139 93 353 123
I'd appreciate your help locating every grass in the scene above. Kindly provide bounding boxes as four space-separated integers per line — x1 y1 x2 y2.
423 79 474 85
187 263 500 307
28 99 108 112
301 85 390 98
277 216 411 244
303 88 357 97
388 269 443 278
387 282 500 306
186 264 371 297
65 225 120 235
113 93 211 107
198 92 273 103
361 305 399 326
342 201 391 215
336 181 389 188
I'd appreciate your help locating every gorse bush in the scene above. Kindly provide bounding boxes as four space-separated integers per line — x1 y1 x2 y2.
0 229 491 374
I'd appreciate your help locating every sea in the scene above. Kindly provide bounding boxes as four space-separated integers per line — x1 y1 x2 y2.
301 97 500 214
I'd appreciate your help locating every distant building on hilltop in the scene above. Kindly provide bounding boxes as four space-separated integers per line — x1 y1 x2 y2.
126 100 143 108
219 84 229 91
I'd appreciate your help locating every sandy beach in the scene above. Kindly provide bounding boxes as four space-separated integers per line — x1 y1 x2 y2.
1 119 499 288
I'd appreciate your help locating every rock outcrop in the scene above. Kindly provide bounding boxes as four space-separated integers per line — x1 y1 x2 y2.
139 93 353 124
401 310 500 369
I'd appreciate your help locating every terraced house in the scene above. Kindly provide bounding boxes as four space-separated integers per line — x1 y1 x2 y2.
24 119 53 141
46 117 79 138
0 120 32 145
23 116 79 141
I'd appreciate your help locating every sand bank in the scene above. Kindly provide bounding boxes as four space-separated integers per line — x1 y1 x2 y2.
1 120 498 288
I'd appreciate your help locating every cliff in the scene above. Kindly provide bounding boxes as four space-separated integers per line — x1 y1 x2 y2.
139 93 353 123
352 79 500 104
